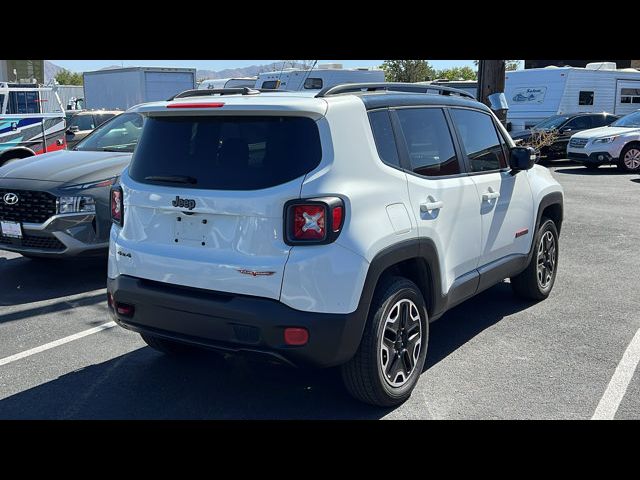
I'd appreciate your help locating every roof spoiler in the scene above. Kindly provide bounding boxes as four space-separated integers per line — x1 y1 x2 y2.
315 82 476 100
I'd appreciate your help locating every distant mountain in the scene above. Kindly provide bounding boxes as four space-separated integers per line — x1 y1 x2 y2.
44 60 64 83
196 61 307 80
44 60 310 83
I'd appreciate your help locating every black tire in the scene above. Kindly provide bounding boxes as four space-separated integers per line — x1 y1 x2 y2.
584 163 600 170
140 333 202 356
341 276 428 407
510 218 559 300
617 143 640 173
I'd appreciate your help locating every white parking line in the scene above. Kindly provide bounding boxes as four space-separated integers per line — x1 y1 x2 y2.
592 327 640 420
0 321 116 367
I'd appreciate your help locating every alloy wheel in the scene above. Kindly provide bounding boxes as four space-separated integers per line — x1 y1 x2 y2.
537 231 556 289
380 299 422 387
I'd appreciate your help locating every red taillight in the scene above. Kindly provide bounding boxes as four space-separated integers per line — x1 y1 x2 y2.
284 327 309 346
332 206 343 232
166 102 225 109
285 197 345 245
293 204 326 241
116 303 134 317
111 187 123 225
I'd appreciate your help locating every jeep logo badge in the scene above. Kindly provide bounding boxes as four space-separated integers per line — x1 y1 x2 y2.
3 193 19 205
172 195 196 210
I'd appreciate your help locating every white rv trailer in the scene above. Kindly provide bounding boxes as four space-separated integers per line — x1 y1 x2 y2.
198 77 257 90
505 62 640 132
255 63 385 91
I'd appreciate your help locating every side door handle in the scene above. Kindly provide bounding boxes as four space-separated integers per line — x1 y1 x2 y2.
482 187 501 202
420 196 444 213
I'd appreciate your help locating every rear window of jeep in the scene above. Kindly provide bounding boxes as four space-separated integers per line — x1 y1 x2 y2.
129 115 322 190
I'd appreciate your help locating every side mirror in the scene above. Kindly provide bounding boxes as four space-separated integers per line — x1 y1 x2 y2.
509 146 536 171
67 125 79 134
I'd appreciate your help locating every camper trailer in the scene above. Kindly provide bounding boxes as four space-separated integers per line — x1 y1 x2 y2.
505 62 640 132
255 63 385 91
198 78 256 90
0 83 66 164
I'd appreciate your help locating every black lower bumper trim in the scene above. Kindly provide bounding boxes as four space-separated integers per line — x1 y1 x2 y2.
568 151 614 165
107 275 366 368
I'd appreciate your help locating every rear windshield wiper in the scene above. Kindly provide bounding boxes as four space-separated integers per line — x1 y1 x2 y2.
144 175 198 184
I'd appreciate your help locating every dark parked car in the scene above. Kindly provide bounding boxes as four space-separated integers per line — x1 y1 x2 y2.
511 112 620 160
0 111 143 258
65 110 122 149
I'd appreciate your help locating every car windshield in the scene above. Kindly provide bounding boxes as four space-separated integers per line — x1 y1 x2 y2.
533 115 570 130
74 112 144 152
610 111 640 128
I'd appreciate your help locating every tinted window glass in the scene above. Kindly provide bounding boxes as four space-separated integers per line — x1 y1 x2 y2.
7 91 40 114
69 114 95 131
130 116 322 191
304 78 323 89
261 80 279 89
565 116 592 129
451 109 506 172
590 115 608 127
95 113 116 126
75 112 143 153
579 91 594 105
0 94 5 113
368 110 400 168
396 108 459 176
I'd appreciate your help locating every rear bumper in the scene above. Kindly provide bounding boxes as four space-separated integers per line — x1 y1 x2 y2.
107 275 367 368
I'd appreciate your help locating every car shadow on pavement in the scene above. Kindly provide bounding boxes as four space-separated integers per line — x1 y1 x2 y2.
630 178 640 184
553 166 622 175
425 281 535 369
0 281 535 420
0 255 107 307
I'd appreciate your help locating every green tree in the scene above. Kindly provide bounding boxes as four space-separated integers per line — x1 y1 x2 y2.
434 66 477 81
55 68 83 85
381 60 436 82
473 60 521 71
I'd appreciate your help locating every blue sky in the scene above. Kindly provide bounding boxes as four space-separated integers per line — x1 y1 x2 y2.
50 59 479 72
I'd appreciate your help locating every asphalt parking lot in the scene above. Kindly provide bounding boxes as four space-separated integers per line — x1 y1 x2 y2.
1 161 639 419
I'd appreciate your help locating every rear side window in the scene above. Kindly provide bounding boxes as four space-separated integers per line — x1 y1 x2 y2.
450 108 507 172
395 108 460 176
129 116 322 190
261 80 279 89
304 78 323 89
565 116 592 130
368 110 400 168
69 114 95 131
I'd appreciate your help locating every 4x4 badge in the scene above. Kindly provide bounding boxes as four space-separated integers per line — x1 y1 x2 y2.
172 195 196 210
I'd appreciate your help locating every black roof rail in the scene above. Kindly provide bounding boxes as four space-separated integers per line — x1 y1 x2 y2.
315 82 476 100
167 87 261 101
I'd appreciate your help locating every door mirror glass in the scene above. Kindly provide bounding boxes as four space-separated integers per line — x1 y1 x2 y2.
509 146 536 171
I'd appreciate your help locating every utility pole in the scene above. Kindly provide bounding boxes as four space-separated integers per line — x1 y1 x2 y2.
477 60 507 124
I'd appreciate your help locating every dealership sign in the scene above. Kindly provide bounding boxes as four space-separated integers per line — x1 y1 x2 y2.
511 87 547 103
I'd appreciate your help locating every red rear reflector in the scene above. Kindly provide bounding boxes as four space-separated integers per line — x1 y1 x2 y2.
292 205 326 240
116 303 134 317
107 292 114 308
332 206 343 232
166 102 225 109
284 328 309 346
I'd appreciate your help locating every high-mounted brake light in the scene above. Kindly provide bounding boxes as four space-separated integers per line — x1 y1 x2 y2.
284 197 345 245
166 102 225 109
110 186 123 226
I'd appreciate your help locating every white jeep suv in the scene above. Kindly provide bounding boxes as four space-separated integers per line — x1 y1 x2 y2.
567 110 640 172
107 84 564 407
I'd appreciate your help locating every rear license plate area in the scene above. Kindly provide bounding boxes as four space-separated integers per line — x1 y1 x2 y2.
173 214 212 247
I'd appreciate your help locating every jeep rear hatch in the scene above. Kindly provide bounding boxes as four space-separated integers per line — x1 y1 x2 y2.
116 112 322 299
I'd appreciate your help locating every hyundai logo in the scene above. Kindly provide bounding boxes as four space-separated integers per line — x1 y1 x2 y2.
3 193 18 205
